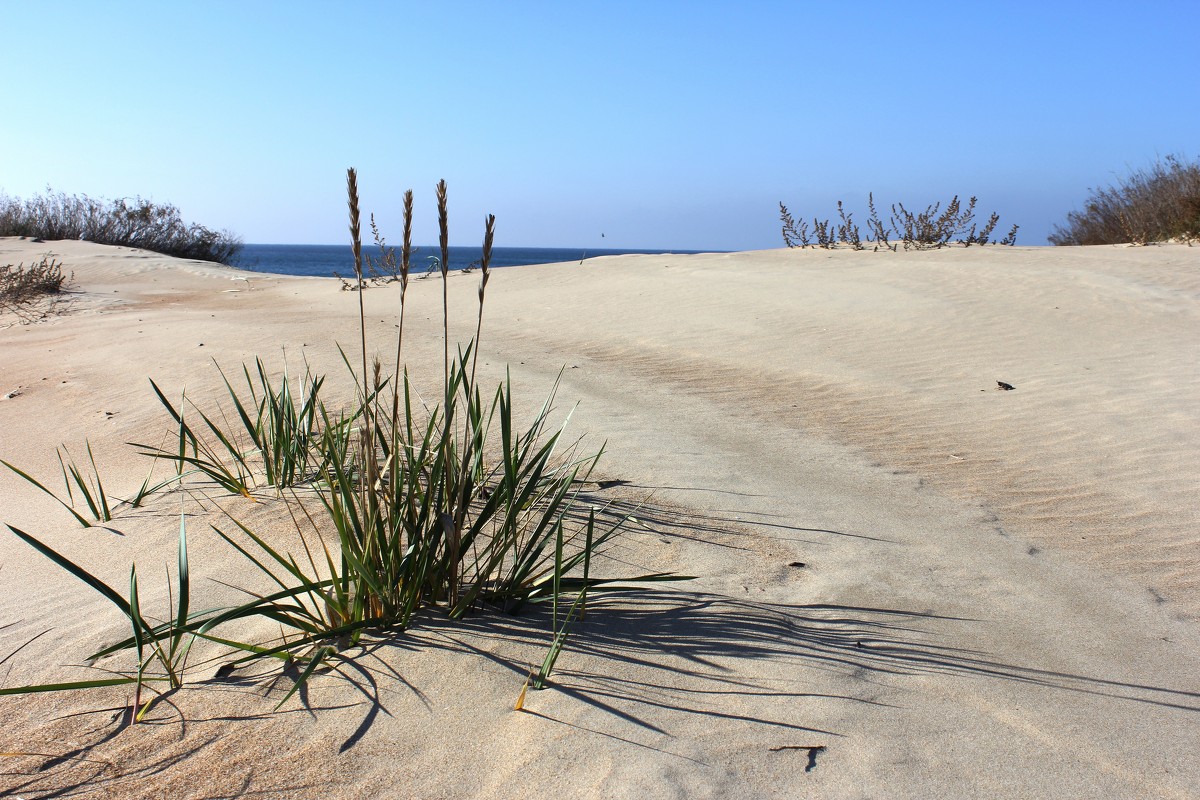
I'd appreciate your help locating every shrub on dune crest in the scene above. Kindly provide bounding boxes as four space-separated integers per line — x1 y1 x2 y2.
1049 154 1200 246
0 190 242 263
780 193 1018 251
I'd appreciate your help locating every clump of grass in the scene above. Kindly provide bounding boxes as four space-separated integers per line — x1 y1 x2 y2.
135 380 257 499
1049 154 1200 245
0 190 242 263
2 514 194 723
781 193 1018 250
217 172 677 649
2 441 112 527
219 359 328 489
0 170 684 716
133 358 334 496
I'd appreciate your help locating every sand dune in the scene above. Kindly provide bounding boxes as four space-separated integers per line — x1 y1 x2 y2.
1 238 1198 798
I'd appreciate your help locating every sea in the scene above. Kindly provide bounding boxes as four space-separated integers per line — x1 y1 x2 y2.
231 244 714 278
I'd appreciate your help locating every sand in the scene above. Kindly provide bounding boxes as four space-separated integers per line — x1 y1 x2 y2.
1 237 1198 798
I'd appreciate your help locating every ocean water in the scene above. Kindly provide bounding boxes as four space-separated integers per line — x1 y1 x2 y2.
232 244 714 278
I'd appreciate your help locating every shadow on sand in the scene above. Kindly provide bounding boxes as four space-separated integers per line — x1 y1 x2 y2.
6 497 1197 795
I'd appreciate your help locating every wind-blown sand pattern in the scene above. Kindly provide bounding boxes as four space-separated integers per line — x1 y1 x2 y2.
2 238 1198 798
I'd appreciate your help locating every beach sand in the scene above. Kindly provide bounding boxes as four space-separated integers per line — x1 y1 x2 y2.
1 237 1198 798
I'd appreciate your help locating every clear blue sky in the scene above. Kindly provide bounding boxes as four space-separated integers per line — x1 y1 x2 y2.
2 1 1197 249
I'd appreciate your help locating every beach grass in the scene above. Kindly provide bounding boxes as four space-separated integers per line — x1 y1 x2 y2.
2 441 112 527
2 514 193 722
0 170 685 718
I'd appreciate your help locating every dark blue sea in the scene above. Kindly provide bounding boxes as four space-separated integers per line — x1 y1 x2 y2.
232 244 714 278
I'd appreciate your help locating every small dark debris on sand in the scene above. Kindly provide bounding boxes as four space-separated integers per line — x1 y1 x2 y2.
769 744 826 772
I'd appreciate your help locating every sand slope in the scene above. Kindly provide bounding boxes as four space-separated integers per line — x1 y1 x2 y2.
1 238 1198 798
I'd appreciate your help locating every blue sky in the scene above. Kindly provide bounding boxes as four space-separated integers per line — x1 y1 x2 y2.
2 1 1197 249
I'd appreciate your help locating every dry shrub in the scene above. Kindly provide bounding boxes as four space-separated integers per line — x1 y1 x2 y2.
0 190 242 263
1049 154 1200 245
0 257 72 320
781 193 1017 251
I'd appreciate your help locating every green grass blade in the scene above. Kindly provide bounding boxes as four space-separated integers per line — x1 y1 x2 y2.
552 520 563 630
128 565 152 704
85 440 111 521
192 576 341 638
534 585 588 689
172 510 190 660
7 525 130 614
193 631 294 662
64 453 101 522
149 379 198 452
0 676 158 695
274 646 332 710
1 459 93 527
56 448 75 506
210 524 295 593
130 565 145 662
217 360 262 448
